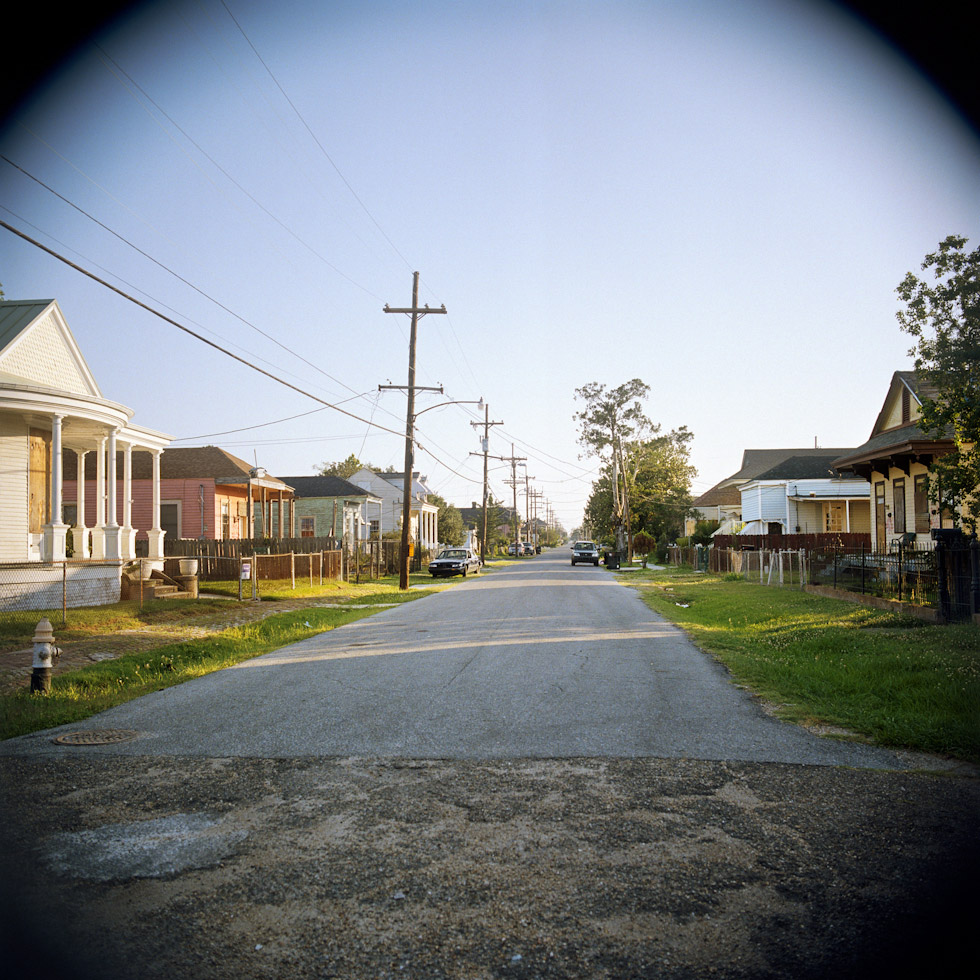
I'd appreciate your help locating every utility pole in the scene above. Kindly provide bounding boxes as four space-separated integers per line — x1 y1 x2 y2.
490 445 527 554
523 471 535 549
469 402 503 565
383 272 446 590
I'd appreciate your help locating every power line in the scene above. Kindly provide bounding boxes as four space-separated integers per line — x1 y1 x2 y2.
0 219 410 442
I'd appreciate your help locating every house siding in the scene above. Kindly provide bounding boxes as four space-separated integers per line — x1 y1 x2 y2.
0 415 29 560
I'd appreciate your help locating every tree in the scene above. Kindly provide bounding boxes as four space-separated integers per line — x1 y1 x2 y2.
429 493 464 546
627 427 696 543
317 454 363 479
582 428 696 549
574 379 652 552
897 235 980 532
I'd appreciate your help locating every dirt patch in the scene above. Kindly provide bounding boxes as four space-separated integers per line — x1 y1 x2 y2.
1 756 977 980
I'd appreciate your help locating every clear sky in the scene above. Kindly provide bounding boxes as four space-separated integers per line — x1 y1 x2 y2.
2 0 978 534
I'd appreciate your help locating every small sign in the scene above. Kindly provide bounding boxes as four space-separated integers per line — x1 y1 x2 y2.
240 562 251 580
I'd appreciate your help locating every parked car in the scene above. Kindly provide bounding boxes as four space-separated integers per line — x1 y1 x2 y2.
507 543 518 556
429 547 481 577
570 540 600 566
521 542 535 556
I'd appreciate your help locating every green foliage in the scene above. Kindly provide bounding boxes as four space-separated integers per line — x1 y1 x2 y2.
429 493 465 546
317 454 364 479
633 530 655 554
625 567 980 761
897 235 980 531
691 519 721 545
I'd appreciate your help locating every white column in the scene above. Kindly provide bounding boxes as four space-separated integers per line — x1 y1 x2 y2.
103 428 121 560
120 441 136 559
41 414 69 561
147 449 165 559
72 449 90 559
91 435 107 559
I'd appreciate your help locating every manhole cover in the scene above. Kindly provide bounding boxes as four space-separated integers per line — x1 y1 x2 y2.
53 729 140 746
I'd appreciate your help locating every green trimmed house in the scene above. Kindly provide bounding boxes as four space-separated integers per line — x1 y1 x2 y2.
281 475 382 546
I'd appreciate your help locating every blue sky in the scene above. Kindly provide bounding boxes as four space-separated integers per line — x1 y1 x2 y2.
2 0 978 532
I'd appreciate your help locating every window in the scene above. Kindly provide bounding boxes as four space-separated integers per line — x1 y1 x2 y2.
370 519 380 537
221 501 230 540
914 474 930 533
892 478 906 534
300 516 315 538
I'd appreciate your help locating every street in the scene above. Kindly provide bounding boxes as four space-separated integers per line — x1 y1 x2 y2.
1 550 977 979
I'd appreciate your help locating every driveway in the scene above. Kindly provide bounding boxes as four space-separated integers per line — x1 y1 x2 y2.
1 551 977 980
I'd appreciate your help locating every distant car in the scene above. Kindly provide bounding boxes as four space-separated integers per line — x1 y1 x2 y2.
570 540 600 566
521 542 535 556
429 547 481 577
507 543 518 556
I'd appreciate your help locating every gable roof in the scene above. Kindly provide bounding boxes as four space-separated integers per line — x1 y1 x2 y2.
64 445 292 489
832 370 954 477
752 454 850 481
0 299 101 397
721 448 854 486
691 482 742 508
280 475 381 500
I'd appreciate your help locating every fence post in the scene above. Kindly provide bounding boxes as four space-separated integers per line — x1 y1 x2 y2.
860 540 866 595
833 545 838 590
971 538 980 620
897 540 904 603
62 560 67 628
290 551 295 590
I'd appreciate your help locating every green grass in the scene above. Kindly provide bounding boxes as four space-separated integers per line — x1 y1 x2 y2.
620 566 980 762
0 603 407 740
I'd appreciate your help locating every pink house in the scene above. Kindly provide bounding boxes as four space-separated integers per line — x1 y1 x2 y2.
64 446 296 548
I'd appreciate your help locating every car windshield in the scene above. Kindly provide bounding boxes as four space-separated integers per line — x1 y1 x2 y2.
574 542 595 550
438 550 467 558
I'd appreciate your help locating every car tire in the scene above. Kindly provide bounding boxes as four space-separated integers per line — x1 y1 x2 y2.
593 559 599 566
462 567 467 576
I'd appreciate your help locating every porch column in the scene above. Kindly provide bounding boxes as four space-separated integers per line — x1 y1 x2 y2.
103 427 121 560
147 449 165 559
119 441 136 559
845 499 851 533
41 414 69 561
278 490 284 538
91 435 107 559
72 449 90 559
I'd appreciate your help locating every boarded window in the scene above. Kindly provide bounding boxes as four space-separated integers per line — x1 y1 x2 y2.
892 478 906 534
914 474 930 533
28 428 51 533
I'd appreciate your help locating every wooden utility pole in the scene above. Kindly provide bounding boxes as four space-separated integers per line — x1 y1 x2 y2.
469 402 503 565
383 272 446 589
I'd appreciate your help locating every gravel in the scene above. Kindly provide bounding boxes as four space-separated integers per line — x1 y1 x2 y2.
1 754 977 980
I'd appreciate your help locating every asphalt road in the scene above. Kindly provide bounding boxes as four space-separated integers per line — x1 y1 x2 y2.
2 551 977 980
0 550 915 766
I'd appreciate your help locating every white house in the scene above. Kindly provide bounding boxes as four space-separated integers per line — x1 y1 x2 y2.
350 467 439 549
738 475 871 536
0 300 171 608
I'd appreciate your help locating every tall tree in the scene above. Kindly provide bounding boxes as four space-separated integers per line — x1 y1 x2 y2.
627 427 696 542
897 235 980 531
574 379 651 552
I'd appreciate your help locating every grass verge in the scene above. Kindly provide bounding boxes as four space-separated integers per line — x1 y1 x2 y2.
0 588 432 741
620 566 980 762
